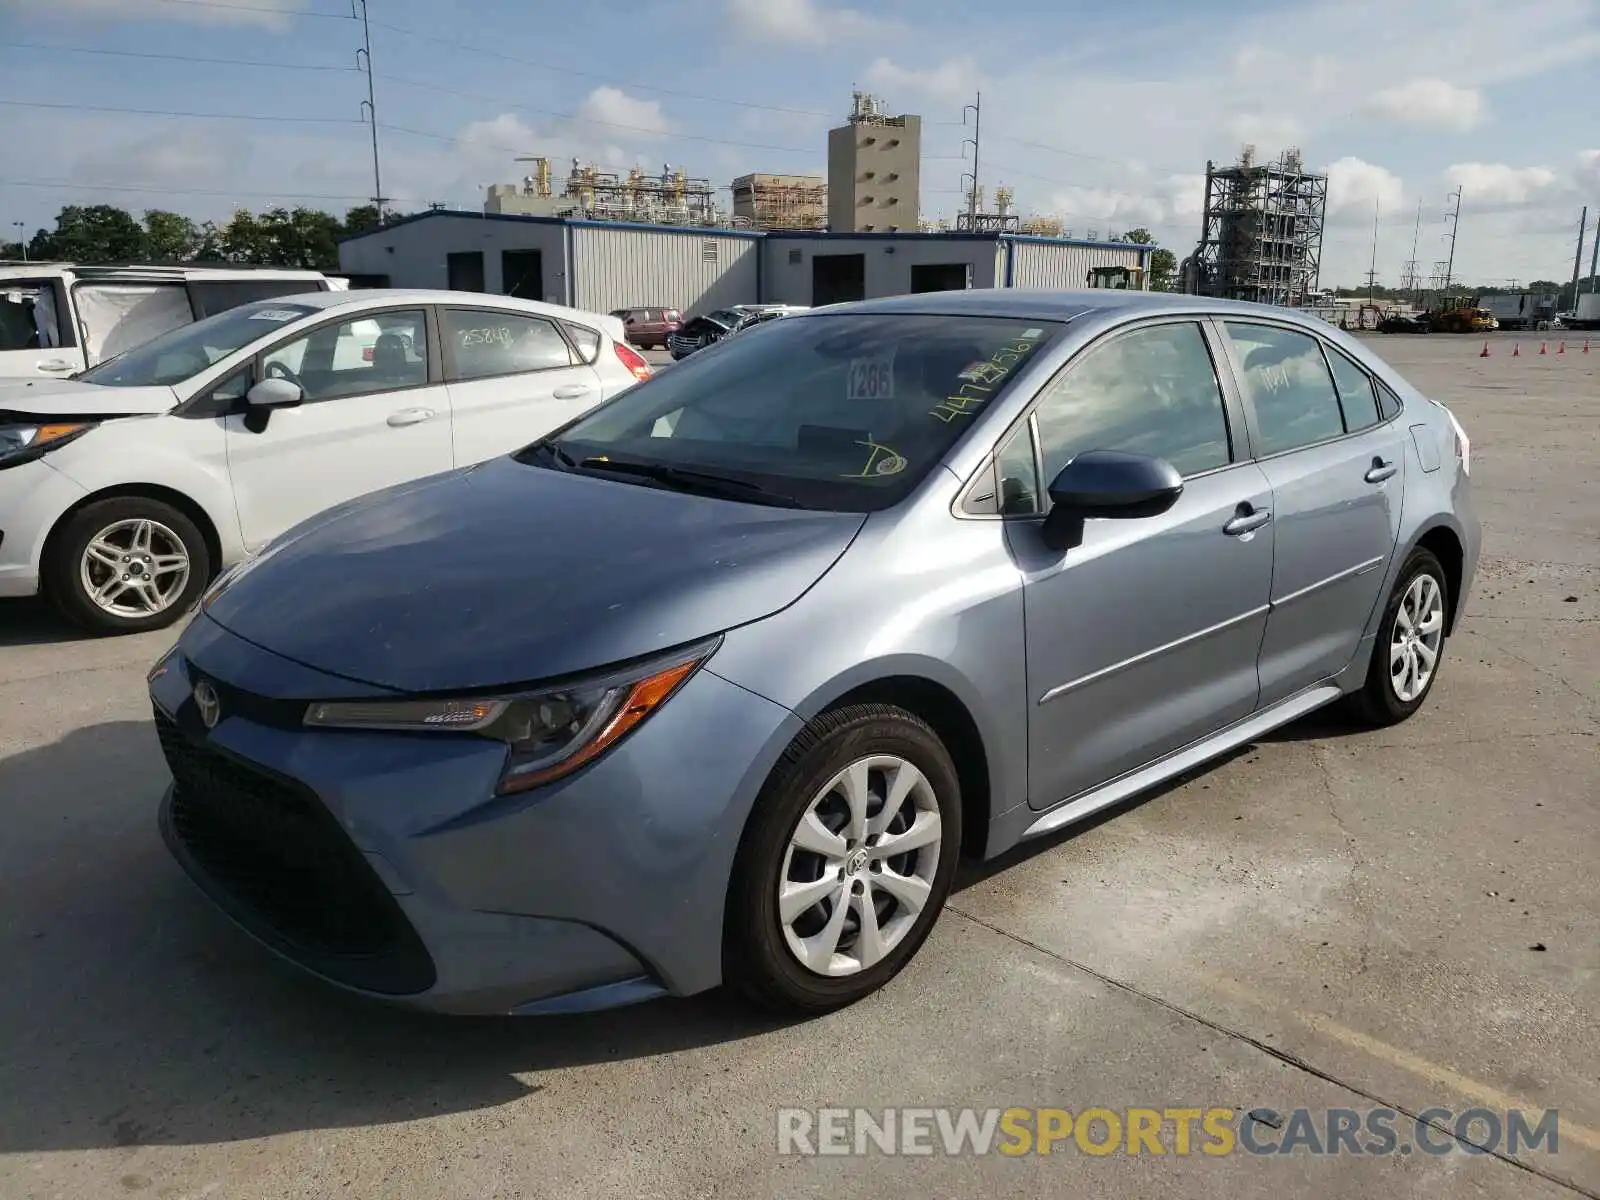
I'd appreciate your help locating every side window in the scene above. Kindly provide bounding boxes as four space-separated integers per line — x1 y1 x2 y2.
212 368 250 403
0 281 65 351
443 309 574 380
190 279 322 319
1225 322 1344 455
265 309 428 402
1032 321 1232 482
995 421 1041 515
75 282 193 363
1376 381 1403 420
1323 344 1382 431
561 321 601 364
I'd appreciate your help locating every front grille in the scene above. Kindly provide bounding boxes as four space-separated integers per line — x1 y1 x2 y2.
156 706 435 994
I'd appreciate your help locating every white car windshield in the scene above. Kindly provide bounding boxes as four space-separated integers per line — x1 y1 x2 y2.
78 301 318 388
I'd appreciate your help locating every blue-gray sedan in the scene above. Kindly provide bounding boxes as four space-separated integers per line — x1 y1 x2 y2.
148 289 1479 1015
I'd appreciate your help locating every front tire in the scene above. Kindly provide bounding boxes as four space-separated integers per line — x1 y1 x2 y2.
44 496 211 636
1347 548 1450 726
724 704 962 1014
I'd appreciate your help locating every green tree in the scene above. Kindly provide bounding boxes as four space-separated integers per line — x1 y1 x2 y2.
1120 228 1178 291
34 204 146 262
1 238 22 260
341 204 383 237
1121 227 1154 244
142 210 201 262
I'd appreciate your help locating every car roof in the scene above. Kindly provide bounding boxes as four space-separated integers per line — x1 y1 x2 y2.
249 288 612 324
818 288 1338 328
0 263 328 281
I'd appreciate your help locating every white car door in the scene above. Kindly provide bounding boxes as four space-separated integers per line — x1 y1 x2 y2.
439 306 604 467
223 307 454 551
0 279 86 378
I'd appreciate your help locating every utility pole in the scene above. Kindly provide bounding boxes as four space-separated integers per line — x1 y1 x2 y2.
1442 186 1463 293
354 0 387 218
1401 199 1422 297
1569 205 1589 308
1366 196 1380 304
1589 209 1599 294
962 92 981 227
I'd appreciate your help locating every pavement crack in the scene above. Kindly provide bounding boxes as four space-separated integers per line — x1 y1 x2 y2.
945 904 1600 1200
1312 744 1372 977
1476 638 1600 721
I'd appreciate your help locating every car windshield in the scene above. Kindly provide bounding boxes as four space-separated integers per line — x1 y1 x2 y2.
541 312 1063 511
705 310 742 327
78 301 317 387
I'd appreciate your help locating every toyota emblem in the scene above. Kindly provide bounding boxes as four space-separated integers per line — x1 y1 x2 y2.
193 680 222 730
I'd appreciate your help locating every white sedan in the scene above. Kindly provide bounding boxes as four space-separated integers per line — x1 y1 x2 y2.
0 289 651 634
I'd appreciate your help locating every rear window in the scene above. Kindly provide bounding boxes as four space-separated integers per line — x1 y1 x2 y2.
549 313 1064 512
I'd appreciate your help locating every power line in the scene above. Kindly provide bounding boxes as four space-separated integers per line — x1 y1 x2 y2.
0 96 360 124
103 0 354 19
0 176 372 203
0 40 358 71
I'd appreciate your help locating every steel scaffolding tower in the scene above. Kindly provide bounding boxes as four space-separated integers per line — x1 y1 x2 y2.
1187 146 1328 306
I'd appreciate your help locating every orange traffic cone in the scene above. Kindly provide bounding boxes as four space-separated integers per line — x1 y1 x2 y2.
1479 341 1490 357
1540 341 1548 355
1513 342 1521 356
1557 341 1566 354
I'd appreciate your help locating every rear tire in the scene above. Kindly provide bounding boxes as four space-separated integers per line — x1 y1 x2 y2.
1346 548 1449 727
44 496 211 636
724 704 962 1014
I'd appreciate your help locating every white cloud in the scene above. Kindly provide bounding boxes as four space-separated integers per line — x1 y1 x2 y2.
1225 113 1307 151
723 0 885 45
1576 148 1600 188
864 57 979 106
575 88 674 138
1325 156 1405 217
1444 161 1559 205
0 0 298 28
1364 79 1486 131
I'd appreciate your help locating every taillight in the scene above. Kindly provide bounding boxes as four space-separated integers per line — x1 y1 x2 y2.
613 339 653 382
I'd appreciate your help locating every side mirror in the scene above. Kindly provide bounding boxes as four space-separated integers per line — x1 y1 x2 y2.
1041 449 1184 552
246 377 303 408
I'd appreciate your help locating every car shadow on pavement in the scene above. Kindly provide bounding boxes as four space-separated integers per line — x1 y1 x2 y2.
0 719 790 1155
0 598 84 646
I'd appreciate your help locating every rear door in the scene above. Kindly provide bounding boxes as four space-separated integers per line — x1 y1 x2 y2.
1219 321 1407 705
224 306 453 549
0 277 84 377
440 306 603 466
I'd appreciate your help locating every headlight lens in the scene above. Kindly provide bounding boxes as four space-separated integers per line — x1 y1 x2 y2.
0 422 94 465
303 639 717 793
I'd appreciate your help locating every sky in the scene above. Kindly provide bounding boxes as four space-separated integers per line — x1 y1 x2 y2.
0 0 1597 287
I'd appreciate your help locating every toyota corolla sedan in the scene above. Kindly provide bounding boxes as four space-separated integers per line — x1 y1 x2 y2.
149 290 1479 1017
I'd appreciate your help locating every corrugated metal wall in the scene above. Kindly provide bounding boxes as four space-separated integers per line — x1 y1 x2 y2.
571 226 760 316
760 235 1003 304
1005 241 1149 289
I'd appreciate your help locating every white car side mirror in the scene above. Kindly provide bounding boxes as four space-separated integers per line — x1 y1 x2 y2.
247 377 303 407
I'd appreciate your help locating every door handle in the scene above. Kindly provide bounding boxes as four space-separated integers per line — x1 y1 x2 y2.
1364 457 1398 484
1223 504 1272 536
386 407 435 427
552 384 592 400
36 359 73 373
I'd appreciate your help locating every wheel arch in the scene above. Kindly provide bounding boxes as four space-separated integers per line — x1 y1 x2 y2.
42 483 226 588
796 666 998 861
1408 520 1466 635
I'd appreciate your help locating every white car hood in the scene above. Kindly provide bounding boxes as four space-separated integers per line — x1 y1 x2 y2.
0 379 178 417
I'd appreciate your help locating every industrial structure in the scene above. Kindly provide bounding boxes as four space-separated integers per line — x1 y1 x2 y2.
827 92 922 233
953 186 1071 237
485 157 723 226
730 174 827 231
337 210 1153 316
1183 146 1328 306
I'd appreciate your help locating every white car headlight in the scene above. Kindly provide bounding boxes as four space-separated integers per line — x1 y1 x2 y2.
303 639 718 793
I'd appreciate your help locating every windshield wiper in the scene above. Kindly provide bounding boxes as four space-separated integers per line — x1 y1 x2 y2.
520 438 578 470
576 456 802 507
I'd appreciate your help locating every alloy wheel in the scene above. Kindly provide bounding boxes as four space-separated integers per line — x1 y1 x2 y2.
1390 571 1445 702
78 518 192 618
778 754 943 977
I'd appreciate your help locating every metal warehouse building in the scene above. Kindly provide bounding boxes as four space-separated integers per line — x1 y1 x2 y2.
337 211 1152 314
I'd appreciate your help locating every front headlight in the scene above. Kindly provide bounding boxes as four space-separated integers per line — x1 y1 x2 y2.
0 422 95 468
303 638 719 793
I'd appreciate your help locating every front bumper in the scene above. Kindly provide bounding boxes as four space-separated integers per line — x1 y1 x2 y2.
149 615 802 1014
0 458 89 597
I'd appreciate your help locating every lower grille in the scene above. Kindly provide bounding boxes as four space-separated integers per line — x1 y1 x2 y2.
156 706 435 994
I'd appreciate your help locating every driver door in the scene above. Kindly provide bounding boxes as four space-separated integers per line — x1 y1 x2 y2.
223 307 453 551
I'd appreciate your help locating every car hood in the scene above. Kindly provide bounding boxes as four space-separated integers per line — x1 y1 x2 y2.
0 380 177 417
204 454 867 693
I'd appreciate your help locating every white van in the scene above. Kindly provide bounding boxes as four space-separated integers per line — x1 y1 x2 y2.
0 263 341 378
